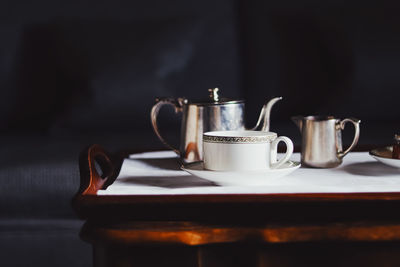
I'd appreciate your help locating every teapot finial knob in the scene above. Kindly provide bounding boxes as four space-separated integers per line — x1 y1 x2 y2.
208 88 219 102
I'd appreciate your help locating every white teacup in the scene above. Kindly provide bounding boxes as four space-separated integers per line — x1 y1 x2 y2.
203 130 294 171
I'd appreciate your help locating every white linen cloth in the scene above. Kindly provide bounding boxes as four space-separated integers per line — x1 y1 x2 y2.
97 151 400 195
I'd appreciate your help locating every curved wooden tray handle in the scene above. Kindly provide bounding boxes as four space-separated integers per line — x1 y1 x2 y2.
78 144 121 195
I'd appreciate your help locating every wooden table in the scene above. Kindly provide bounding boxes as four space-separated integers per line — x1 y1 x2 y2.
73 144 400 267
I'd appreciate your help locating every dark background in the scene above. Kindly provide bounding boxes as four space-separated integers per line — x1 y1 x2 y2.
0 0 399 266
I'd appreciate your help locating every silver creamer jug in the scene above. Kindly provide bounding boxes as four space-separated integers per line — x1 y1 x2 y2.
151 88 282 162
292 115 361 168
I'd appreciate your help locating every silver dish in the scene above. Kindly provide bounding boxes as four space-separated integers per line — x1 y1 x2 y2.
369 146 400 169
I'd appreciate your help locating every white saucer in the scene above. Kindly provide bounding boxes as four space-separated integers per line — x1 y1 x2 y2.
181 161 301 186
370 146 400 169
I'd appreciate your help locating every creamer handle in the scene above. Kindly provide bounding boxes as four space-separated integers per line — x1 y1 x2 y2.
337 118 361 159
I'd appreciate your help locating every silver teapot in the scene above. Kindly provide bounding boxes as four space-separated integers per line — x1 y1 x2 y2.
151 88 282 163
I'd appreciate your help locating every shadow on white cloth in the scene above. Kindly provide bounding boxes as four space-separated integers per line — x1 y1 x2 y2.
118 154 218 188
118 175 217 188
341 162 400 177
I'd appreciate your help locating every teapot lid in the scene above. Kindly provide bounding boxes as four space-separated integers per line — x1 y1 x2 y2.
188 88 244 106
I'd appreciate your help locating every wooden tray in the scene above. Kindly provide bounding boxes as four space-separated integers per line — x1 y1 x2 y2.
73 144 400 246
73 144 400 222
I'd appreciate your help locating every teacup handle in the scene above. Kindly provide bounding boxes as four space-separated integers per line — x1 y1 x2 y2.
270 136 294 169
150 97 186 155
337 118 361 159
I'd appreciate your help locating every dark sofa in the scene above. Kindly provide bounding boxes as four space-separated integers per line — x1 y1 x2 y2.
1 0 399 266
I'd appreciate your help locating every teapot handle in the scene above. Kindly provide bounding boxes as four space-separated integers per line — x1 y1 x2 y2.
150 97 186 155
337 118 361 159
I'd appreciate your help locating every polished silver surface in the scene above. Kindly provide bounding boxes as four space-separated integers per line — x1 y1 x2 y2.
208 88 220 102
180 102 245 162
151 89 282 162
292 115 361 168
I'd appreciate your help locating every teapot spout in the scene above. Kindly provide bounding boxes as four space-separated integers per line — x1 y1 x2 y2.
291 116 304 131
252 97 282 132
